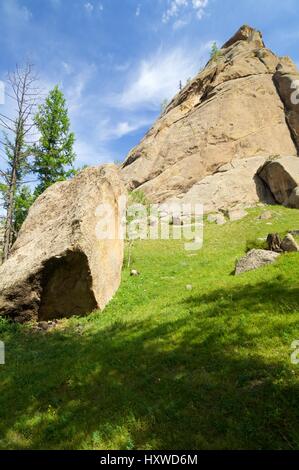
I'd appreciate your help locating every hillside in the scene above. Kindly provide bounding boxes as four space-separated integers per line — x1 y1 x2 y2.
1 24 299 325
1 206 299 450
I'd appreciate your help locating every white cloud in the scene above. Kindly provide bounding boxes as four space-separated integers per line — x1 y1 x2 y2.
163 0 188 23
84 2 94 14
74 139 114 166
2 0 32 23
0 0 33 56
162 0 208 24
173 18 189 30
112 43 210 111
84 1 103 14
50 0 61 8
64 64 96 115
114 61 131 72
192 0 208 18
98 117 153 141
136 4 141 17
61 61 73 75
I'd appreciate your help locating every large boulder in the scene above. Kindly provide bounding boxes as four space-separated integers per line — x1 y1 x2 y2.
121 25 298 208
258 156 299 208
289 187 299 207
173 156 274 213
235 249 280 275
0 165 126 322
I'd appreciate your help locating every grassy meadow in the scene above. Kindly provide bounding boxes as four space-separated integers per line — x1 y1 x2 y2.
0 205 299 450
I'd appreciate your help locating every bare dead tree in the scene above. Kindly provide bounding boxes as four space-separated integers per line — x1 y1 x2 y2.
0 64 39 262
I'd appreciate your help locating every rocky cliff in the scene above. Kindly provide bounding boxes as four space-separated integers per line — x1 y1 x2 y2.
121 25 299 212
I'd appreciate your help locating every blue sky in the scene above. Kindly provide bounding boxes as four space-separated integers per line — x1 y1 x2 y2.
0 0 299 168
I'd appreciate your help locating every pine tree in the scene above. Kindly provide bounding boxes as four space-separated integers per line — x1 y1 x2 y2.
32 86 75 197
160 99 169 114
210 42 222 61
14 186 34 234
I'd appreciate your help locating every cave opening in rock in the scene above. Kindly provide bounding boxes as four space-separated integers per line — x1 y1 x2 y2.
254 173 277 205
38 250 97 321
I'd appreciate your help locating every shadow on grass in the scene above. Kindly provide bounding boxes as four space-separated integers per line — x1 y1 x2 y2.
1 280 299 450
183 279 299 317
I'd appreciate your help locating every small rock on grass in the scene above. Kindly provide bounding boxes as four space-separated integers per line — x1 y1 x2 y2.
35 320 60 332
130 269 140 277
207 213 226 225
235 249 280 275
228 208 247 222
281 234 299 252
259 211 273 220
38 321 51 331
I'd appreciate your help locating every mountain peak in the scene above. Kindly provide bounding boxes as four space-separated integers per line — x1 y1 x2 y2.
222 25 265 49
121 25 299 210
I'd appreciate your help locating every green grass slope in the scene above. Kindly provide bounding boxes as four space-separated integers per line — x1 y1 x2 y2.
0 206 299 450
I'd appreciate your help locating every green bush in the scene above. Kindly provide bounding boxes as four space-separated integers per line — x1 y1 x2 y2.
210 42 222 61
245 238 267 252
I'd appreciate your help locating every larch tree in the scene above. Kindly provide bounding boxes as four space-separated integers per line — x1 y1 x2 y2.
32 85 76 197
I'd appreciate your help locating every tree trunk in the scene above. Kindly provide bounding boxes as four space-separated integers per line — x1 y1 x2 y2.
2 163 17 262
0 64 39 261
